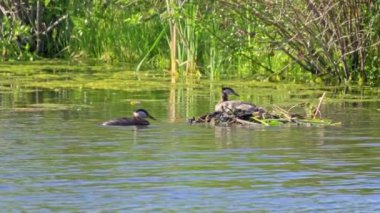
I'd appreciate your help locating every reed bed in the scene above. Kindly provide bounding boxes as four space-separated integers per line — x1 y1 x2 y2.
0 0 379 85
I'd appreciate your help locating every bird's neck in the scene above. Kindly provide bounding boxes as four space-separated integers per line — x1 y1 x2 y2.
133 116 144 120
221 93 228 101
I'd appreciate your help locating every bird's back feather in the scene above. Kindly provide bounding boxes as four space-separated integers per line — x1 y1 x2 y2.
215 101 257 113
102 117 149 126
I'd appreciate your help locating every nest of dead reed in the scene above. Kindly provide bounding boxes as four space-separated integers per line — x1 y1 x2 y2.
188 92 340 127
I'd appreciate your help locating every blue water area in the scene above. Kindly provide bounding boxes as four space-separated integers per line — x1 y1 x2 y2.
0 85 379 212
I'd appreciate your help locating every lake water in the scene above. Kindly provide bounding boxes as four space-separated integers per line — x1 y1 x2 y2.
0 63 379 211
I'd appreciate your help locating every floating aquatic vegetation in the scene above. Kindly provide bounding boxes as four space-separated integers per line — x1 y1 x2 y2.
0 62 170 92
1 103 91 112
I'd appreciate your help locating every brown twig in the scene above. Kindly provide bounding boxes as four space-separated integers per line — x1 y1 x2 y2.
31 14 68 38
272 105 292 121
313 92 326 119
0 4 8 16
235 118 261 127
287 102 305 112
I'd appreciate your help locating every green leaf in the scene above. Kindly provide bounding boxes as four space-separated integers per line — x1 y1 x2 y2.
267 120 282 126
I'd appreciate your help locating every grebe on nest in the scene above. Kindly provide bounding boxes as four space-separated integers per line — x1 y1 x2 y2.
215 87 258 114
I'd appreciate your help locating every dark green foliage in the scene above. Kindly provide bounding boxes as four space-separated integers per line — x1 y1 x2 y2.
0 0 71 59
0 0 379 85
226 0 380 85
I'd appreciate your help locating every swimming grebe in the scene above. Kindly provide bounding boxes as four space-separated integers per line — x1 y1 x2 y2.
215 87 257 114
102 109 156 126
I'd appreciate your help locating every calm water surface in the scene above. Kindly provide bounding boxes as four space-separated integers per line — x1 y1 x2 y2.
0 68 380 211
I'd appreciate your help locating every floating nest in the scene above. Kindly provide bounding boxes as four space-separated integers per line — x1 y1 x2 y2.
189 92 341 127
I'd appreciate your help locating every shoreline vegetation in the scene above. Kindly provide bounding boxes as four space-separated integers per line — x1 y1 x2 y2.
0 1 379 86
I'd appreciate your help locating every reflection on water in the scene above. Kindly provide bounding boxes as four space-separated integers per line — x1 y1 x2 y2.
0 82 380 211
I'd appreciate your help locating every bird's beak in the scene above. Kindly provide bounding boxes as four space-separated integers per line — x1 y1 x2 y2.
148 114 156 120
233 91 240 96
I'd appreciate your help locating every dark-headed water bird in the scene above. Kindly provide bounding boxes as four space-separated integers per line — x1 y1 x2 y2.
214 87 257 114
102 109 156 126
